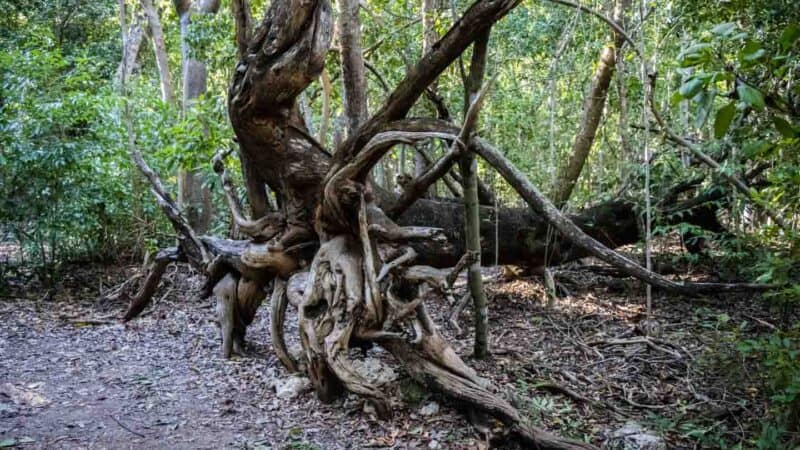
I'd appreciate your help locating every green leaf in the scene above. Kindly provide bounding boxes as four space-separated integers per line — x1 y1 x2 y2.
0 439 16 448
694 90 716 128
742 48 766 61
737 83 765 110
780 24 800 50
711 22 737 37
739 42 765 63
743 140 773 157
679 78 705 99
669 91 684 106
714 102 736 138
683 43 713 55
773 116 796 138
679 44 712 67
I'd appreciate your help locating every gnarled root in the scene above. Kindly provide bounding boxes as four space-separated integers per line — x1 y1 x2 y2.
298 236 391 415
270 277 300 372
383 305 596 450
213 273 268 358
386 338 595 449
297 231 594 449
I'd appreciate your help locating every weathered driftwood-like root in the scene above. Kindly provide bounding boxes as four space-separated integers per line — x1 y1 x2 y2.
270 277 300 372
294 226 590 448
122 246 180 321
214 273 240 358
446 292 471 335
212 148 286 240
213 273 267 358
298 236 392 414
383 318 597 450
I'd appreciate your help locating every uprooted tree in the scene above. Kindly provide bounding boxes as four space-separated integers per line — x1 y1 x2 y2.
119 0 780 447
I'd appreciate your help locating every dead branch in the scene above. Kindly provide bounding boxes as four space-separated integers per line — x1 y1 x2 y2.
122 247 181 321
129 149 209 265
212 148 285 240
270 277 299 372
470 137 779 295
332 0 523 173
543 0 637 53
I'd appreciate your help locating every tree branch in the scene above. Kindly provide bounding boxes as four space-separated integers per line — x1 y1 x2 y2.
471 137 778 294
231 0 252 58
647 73 790 231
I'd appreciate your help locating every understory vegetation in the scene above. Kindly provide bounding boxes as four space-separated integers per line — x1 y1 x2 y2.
1 0 798 447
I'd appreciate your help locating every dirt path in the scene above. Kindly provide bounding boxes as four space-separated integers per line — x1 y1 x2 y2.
0 286 473 449
0 260 779 449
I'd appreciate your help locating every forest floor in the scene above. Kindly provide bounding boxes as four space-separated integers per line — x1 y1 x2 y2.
0 244 786 449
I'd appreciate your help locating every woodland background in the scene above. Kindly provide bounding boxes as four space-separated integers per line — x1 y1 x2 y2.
1 0 799 447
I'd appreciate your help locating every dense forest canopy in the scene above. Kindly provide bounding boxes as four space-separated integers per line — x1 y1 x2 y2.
1 0 799 447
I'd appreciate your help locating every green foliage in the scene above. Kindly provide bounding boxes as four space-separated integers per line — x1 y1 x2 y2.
0 12 143 277
738 329 800 448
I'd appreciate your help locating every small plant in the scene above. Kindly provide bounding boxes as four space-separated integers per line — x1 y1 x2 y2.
738 329 800 449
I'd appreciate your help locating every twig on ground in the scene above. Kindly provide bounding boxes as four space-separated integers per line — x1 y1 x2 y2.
109 414 145 438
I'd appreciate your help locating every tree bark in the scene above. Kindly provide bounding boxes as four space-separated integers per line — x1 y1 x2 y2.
337 0 368 138
549 0 628 207
230 0 251 58
460 29 490 359
176 0 220 233
115 14 145 86
142 0 174 103
415 0 441 186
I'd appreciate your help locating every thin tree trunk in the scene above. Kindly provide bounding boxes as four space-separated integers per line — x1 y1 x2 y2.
115 14 145 86
142 0 174 103
337 0 368 138
461 29 490 359
116 12 146 229
230 0 252 58
549 0 628 207
176 0 220 233
415 0 441 182
319 69 331 147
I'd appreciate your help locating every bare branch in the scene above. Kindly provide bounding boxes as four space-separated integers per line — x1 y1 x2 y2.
332 0 523 174
543 0 638 54
231 0 252 57
471 137 779 294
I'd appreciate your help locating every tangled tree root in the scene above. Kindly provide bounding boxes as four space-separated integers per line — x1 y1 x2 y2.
292 231 596 449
